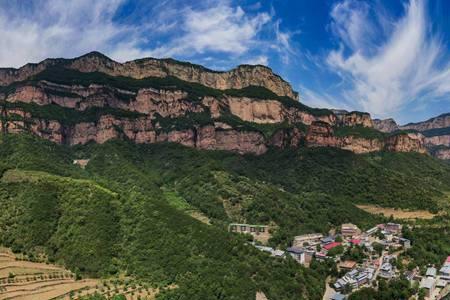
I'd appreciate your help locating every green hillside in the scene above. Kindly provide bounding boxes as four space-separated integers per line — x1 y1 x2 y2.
0 133 449 299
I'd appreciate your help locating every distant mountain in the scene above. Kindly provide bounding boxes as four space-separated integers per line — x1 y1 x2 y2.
0 52 428 156
374 113 450 160
0 52 450 300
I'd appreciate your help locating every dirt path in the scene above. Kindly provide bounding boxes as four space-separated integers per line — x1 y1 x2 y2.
322 276 335 300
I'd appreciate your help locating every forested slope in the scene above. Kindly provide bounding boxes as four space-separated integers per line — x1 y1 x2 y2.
0 133 449 299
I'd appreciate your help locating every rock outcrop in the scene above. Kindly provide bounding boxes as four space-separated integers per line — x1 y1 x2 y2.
0 109 268 155
433 147 450 160
0 52 298 99
373 118 399 132
0 52 431 156
226 97 335 125
333 110 374 128
401 113 450 131
305 122 425 154
374 114 450 159
384 133 427 153
425 135 450 147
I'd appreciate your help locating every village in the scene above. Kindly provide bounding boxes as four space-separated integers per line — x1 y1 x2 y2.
229 222 450 300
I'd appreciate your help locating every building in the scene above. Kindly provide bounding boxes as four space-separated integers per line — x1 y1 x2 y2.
286 247 306 264
419 277 436 298
404 269 418 282
399 238 411 249
426 267 437 278
229 224 270 243
321 236 335 245
379 263 394 279
272 250 285 258
366 226 379 236
341 223 361 238
439 258 450 277
339 261 357 271
334 268 374 291
349 239 361 246
334 276 357 291
437 279 447 288
293 233 323 247
330 293 346 300
323 242 342 252
385 223 402 234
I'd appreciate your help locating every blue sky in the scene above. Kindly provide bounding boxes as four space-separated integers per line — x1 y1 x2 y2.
0 0 449 123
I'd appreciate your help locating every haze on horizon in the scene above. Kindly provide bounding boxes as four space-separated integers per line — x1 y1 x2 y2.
0 0 449 124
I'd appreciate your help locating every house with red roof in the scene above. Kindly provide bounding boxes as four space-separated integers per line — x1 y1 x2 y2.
349 239 361 245
323 242 341 251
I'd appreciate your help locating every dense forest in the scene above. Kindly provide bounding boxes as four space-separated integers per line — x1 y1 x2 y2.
0 133 449 299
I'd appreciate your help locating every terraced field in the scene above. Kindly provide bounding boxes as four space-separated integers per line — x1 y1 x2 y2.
0 249 158 300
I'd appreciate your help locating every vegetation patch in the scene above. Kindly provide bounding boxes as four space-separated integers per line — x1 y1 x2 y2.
334 125 386 140
3 102 145 126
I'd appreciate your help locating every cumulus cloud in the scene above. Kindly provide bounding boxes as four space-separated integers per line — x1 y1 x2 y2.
327 0 450 118
0 0 293 69
0 0 128 67
148 3 271 57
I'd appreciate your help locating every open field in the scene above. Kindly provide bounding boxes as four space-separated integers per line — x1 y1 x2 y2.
0 248 161 300
356 204 437 220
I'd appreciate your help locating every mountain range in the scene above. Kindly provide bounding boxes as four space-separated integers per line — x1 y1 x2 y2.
1 51 448 161
0 52 450 300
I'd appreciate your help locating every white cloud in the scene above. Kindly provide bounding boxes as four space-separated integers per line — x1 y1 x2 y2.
243 55 269 66
299 84 351 111
0 0 129 67
326 0 450 118
0 0 291 69
330 0 375 51
147 2 270 57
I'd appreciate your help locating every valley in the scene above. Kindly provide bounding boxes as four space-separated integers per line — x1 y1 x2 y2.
0 52 449 299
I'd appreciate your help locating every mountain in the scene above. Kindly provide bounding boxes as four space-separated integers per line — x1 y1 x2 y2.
374 113 450 160
0 52 427 156
1 52 450 299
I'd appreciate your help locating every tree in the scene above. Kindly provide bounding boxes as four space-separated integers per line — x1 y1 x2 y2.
372 242 384 255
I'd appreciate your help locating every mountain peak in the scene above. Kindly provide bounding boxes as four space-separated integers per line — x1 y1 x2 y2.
0 52 298 99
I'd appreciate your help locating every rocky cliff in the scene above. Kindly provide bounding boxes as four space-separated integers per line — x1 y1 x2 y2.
401 113 450 131
373 118 399 132
305 121 425 154
433 147 450 160
374 113 450 159
0 52 428 156
0 52 298 99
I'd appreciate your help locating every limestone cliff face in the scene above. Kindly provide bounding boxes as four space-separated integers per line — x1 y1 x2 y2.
433 148 450 160
334 111 374 128
6 82 203 117
374 114 450 159
226 97 336 125
305 122 425 154
0 52 433 156
401 113 450 131
384 133 427 153
425 135 450 147
0 52 297 99
373 118 399 132
0 107 268 155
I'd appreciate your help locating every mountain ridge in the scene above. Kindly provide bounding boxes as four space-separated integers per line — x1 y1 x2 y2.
0 51 298 99
374 113 450 160
0 52 443 157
